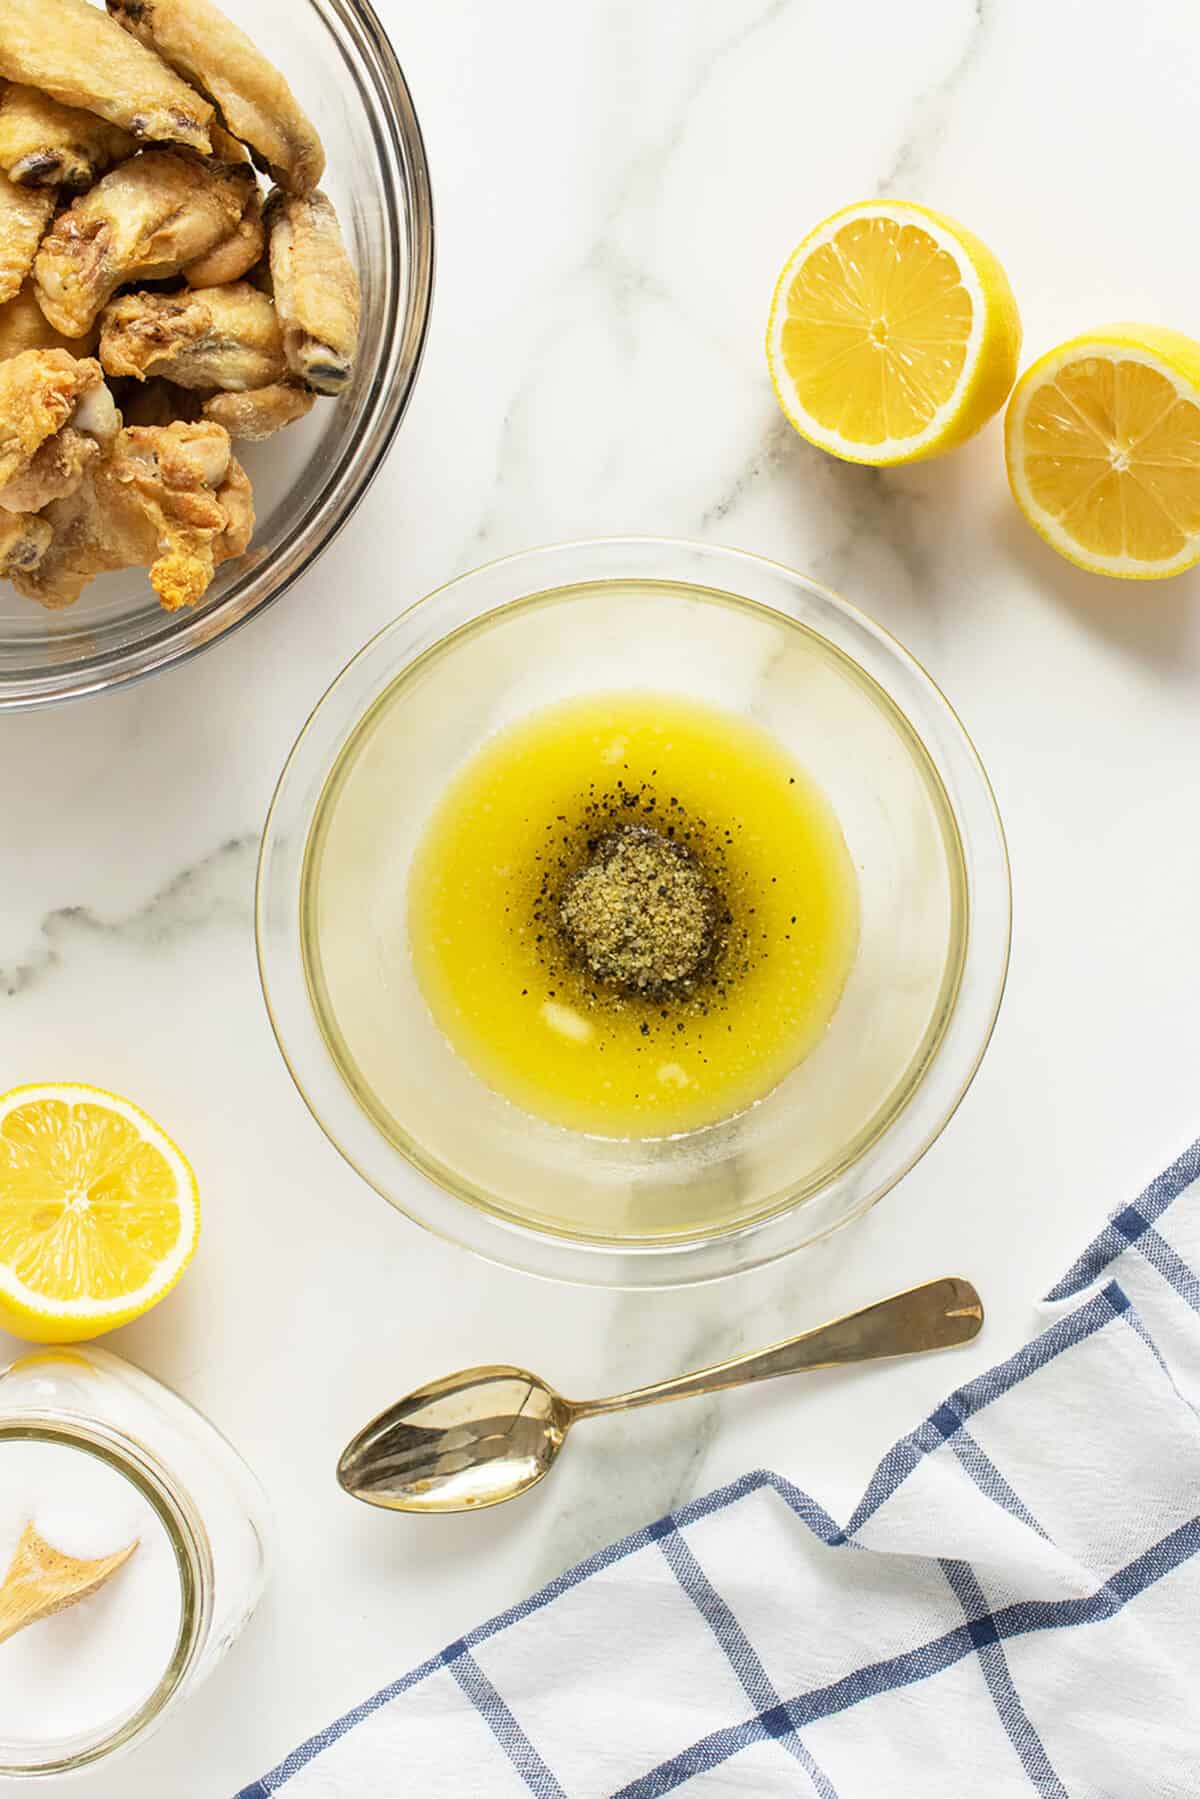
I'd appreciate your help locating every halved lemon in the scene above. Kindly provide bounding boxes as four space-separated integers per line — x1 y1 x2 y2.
0 1083 199 1343
1005 326 1200 579
767 199 1021 465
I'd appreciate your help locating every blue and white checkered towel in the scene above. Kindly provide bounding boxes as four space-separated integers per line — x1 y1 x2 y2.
239 1142 1200 1798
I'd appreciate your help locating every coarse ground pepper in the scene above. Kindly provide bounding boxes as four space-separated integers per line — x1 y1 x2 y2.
557 821 719 997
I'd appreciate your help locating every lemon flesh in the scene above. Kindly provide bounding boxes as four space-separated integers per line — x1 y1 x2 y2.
1006 326 1200 579
767 200 1021 465
0 1083 198 1343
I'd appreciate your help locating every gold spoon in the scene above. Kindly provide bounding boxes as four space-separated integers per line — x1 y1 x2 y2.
0 1522 138 1646
338 1275 983 1515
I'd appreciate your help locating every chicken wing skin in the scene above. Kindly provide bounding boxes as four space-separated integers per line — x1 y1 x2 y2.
0 348 103 486
111 420 252 607
203 378 313 440
0 172 54 306
265 189 358 394
13 419 253 609
8 471 99 606
0 507 50 575
0 84 135 189
0 425 99 511
34 149 254 337
211 447 252 556
0 0 212 152
0 282 96 357
0 349 119 510
184 185 264 288
107 0 323 194
99 281 285 390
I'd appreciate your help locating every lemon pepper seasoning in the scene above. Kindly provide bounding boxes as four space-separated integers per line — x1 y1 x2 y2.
557 822 720 998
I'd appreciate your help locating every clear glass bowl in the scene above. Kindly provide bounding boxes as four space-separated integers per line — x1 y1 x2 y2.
257 539 1010 1287
0 0 433 711
0 1346 270 1778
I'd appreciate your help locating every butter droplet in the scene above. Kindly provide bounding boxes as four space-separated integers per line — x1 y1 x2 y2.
540 1000 594 1044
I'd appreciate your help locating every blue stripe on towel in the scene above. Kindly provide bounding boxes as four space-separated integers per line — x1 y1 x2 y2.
444 1645 568 1798
609 1520 1200 1799
940 1560 1066 1798
652 1520 839 1798
1047 1138 1200 1299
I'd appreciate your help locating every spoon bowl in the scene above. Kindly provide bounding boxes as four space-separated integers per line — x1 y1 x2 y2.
338 1366 570 1513
338 1276 983 1514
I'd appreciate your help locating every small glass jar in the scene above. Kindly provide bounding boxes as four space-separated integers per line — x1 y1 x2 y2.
0 1346 270 1778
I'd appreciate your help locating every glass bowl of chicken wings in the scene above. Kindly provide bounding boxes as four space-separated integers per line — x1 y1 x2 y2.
0 0 433 707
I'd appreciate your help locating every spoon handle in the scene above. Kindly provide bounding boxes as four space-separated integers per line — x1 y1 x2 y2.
570 1277 983 1420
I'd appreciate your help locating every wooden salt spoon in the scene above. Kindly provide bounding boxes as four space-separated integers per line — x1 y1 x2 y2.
0 1521 138 1646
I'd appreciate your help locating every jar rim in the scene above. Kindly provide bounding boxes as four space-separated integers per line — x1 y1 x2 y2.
0 1414 211 1779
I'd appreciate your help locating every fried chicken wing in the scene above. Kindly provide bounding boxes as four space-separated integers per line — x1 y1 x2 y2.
0 378 121 510
112 420 252 606
0 0 212 152
0 347 102 485
265 189 358 394
34 149 253 337
184 185 264 288
211 446 251 552
0 507 50 575
0 427 99 511
107 0 323 194
99 281 284 390
0 282 97 357
0 348 119 510
0 83 135 189
13 419 253 609
202 378 313 440
8 472 97 606
0 172 54 306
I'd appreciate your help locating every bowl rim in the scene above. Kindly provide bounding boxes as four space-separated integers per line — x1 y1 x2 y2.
256 536 1012 1288
0 0 435 713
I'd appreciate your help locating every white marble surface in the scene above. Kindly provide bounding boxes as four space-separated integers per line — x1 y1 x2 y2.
4 0 1200 1791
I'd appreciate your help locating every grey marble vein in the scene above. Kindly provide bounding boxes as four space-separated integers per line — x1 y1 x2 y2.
597 0 792 237
524 1295 750 1588
700 416 798 530
877 0 987 196
1 834 257 999
813 466 930 592
457 0 792 564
